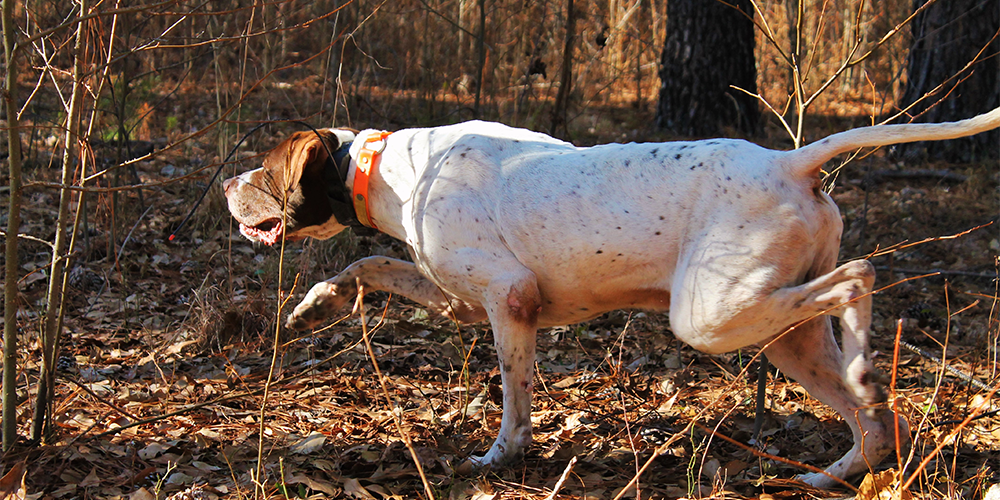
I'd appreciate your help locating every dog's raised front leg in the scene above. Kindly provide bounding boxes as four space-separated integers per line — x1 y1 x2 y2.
286 257 486 330
466 268 542 469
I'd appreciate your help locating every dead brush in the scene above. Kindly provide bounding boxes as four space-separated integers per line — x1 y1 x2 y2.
187 282 273 353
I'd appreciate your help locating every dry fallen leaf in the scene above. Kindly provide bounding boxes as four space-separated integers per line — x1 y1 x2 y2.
128 488 156 500
138 442 171 460
343 478 377 500
287 474 338 496
856 469 912 500
79 467 101 488
289 431 327 454
0 463 27 500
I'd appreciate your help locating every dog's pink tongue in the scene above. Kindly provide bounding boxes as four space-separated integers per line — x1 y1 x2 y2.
239 221 283 246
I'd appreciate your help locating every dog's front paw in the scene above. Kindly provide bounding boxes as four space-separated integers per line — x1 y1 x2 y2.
455 438 526 475
795 471 838 488
454 455 490 476
286 281 351 330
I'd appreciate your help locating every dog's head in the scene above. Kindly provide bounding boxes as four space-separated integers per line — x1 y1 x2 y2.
222 128 357 245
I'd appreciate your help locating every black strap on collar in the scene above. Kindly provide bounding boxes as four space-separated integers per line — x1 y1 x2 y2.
324 141 377 235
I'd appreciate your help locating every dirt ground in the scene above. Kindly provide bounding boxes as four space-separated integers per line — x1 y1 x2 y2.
3 89 999 499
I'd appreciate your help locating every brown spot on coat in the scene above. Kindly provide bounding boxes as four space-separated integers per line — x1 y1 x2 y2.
506 280 542 324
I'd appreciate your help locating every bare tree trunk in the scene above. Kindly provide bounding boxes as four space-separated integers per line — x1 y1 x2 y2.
2 0 23 452
458 0 468 66
32 0 87 444
550 0 575 136
634 0 649 106
657 0 758 136
786 0 800 96
898 0 1000 161
473 0 486 118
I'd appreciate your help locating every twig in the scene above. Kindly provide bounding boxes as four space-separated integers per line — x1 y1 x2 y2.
612 273 935 499
83 388 265 442
72 30 349 185
612 424 690 500
69 377 141 422
875 267 996 279
730 86 795 142
891 320 904 469
692 421 859 491
543 456 578 500
47 410 113 461
802 0 946 112
878 26 1000 126
0 230 55 248
114 205 154 268
900 341 992 392
79 325 371 446
867 169 968 183
933 409 1000 427
80 205 155 317
255 169 302 498
15 1 179 50
900 379 1000 492
619 390 641 499
861 222 991 260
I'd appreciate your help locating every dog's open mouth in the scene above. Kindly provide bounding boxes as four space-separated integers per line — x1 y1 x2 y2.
239 218 283 246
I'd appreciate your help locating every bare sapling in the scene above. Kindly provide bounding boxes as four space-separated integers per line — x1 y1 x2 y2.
744 0 947 151
32 0 88 444
2 0 24 453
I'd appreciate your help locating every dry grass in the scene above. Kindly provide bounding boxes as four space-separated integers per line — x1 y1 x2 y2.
4 88 998 498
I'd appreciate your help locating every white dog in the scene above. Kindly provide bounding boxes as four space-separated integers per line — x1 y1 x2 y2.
223 108 1000 487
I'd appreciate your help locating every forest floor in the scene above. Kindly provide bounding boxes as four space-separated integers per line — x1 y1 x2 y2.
3 81 1000 499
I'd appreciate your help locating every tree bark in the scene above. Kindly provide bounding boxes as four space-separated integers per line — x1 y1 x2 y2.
657 0 758 137
898 0 999 161
550 0 576 137
474 0 486 118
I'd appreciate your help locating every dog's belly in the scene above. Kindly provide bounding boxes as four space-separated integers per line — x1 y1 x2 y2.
534 285 671 327
497 245 676 327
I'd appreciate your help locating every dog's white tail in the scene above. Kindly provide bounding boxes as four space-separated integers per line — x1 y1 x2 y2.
786 106 1000 179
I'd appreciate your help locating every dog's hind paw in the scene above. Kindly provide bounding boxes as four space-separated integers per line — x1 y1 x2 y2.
285 281 351 330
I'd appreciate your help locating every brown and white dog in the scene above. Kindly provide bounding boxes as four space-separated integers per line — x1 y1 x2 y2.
223 109 1000 487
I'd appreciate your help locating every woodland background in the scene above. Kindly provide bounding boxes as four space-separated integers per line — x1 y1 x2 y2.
1 0 999 499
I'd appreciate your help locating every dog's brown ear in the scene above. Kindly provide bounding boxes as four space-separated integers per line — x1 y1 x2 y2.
282 131 331 192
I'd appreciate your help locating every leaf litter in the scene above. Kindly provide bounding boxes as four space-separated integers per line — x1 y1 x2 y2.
3 110 999 500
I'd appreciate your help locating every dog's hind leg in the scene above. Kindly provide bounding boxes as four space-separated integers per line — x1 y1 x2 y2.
673 258 885 405
764 316 906 487
672 257 905 485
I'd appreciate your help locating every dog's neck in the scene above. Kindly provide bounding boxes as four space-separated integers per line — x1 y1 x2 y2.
344 129 411 241
322 141 355 222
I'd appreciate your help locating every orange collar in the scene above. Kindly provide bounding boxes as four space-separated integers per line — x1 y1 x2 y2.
352 131 392 230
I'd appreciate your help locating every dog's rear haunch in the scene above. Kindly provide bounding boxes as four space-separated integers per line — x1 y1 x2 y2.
223 108 1000 487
